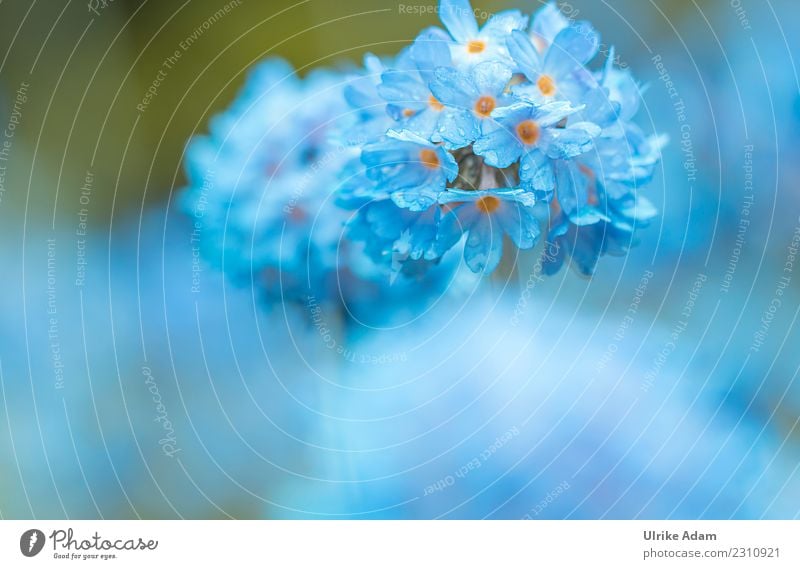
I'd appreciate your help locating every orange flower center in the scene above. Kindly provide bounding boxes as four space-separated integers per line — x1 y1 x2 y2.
428 94 444 111
549 197 562 218
467 39 486 54
476 196 501 214
474 96 496 118
516 120 540 145
419 149 440 169
579 164 599 205
537 74 557 97
402 108 416 118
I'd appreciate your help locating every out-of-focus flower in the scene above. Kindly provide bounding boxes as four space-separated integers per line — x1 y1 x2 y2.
272 295 800 519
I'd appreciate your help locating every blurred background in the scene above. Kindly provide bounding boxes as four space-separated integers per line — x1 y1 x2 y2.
0 0 799 518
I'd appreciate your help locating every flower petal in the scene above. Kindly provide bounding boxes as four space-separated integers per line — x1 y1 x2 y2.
543 121 601 159
544 22 600 77
439 0 479 42
472 61 513 95
480 10 529 39
506 30 542 80
464 215 504 273
437 108 480 148
410 27 453 82
391 186 443 212
519 148 555 194
430 66 477 108
473 122 522 167
531 1 571 48
498 202 541 249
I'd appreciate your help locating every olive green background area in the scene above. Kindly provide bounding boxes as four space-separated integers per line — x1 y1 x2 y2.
0 0 690 231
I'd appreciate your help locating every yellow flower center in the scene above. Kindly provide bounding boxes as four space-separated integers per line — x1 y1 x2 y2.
467 39 486 54
419 149 440 169
476 196 501 213
428 94 444 111
537 74 557 97
402 108 416 118
474 96 496 118
516 120 540 145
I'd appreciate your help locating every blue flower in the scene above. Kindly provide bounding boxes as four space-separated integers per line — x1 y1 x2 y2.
544 191 657 276
507 24 600 104
348 200 444 264
473 98 599 171
597 47 641 122
361 129 458 211
437 189 540 273
377 29 454 141
186 0 665 296
429 60 513 149
437 0 529 68
339 53 394 144
183 59 365 303
529 1 571 51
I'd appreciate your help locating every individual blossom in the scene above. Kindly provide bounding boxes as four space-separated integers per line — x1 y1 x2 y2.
429 60 513 149
377 29 453 141
437 189 540 273
506 23 600 104
436 0 529 68
543 191 657 276
473 98 600 170
361 129 458 211
347 200 443 265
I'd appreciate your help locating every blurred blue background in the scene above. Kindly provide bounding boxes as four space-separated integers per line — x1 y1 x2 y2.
0 0 798 518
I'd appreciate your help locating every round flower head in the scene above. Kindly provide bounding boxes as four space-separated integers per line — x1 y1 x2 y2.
335 0 662 278
184 60 380 305
186 0 665 294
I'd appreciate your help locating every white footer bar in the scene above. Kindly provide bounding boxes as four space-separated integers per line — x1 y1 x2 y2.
2 521 798 567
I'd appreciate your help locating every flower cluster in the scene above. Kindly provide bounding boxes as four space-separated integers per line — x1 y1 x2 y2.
339 0 664 275
182 0 664 309
182 59 458 309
